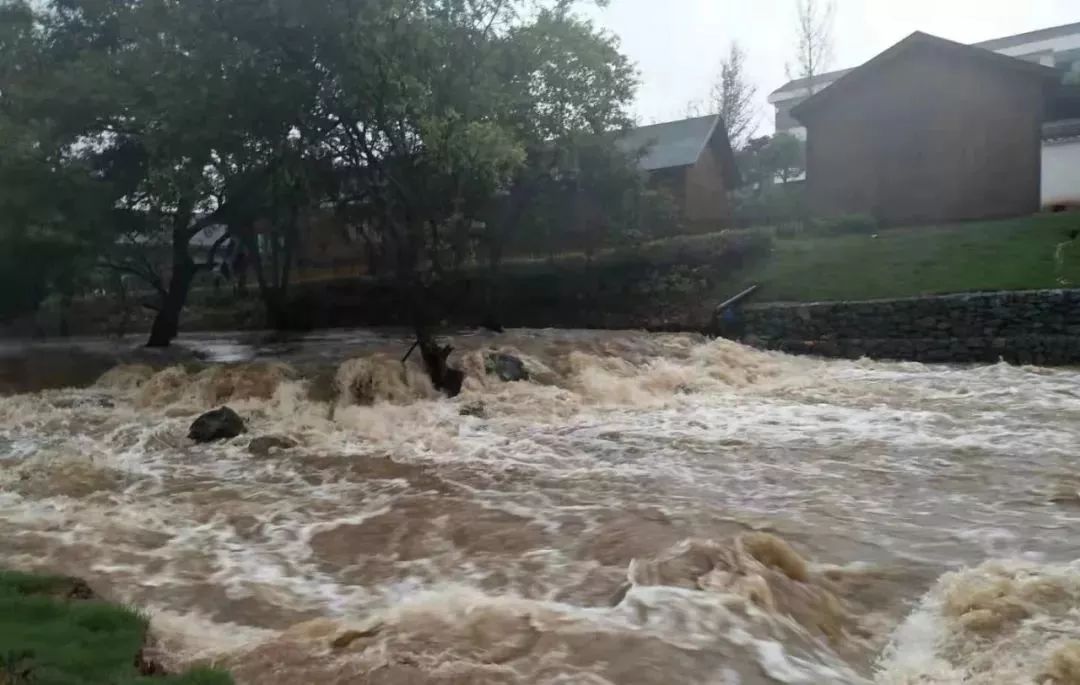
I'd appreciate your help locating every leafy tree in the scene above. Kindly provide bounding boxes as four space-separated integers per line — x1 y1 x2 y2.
0 3 117 323
196 0 336 330
21 0 237 346
2 0 641 366
315 0 637 391
760 132 806 185
731 133 806 226
5 0 334 342
735 133 805 190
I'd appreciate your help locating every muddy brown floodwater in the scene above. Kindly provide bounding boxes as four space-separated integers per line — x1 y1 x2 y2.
2 329 1080 684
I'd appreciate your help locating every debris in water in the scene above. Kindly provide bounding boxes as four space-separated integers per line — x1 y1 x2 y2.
247 435 298 457
459 400 488 418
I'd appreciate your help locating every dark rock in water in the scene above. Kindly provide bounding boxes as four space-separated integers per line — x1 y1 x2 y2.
248 435 298 457
188 407 246 443
485 352 529 382
459 400 487 418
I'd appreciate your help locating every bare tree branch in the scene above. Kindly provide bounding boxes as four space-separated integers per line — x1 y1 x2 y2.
709 42 759 150
196 232 232 272
788 0 835 95
98 260 168 296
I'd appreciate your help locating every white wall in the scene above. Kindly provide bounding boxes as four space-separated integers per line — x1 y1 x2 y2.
1043 140 1080 207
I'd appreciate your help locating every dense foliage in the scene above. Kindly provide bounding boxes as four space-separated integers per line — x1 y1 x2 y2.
0 0 650 346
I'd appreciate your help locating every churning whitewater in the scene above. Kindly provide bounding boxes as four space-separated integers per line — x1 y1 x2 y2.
2 330 1080 684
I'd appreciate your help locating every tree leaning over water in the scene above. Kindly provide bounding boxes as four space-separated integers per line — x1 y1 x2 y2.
0 0 644 368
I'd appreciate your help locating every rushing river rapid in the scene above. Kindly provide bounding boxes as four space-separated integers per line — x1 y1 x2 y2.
3 329 1080 684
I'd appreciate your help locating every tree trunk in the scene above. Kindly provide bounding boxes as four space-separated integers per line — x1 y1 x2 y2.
415 323 464 398
234 215 304 331
146 226 197 348
146 260 196 348
394 216 464 398
263 289 294 331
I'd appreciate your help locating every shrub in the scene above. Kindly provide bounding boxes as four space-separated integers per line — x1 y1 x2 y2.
731 183 807 228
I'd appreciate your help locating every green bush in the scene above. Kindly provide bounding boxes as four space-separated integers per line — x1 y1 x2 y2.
731 183 807 228
592 228 772 269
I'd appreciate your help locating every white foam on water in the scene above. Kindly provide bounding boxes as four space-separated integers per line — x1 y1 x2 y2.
876 559 1080 684
3 331 1080 683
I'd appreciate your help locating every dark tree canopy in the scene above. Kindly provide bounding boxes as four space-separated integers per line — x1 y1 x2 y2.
0 0 651 361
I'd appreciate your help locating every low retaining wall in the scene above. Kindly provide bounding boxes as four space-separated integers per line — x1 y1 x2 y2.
738 289 1080 365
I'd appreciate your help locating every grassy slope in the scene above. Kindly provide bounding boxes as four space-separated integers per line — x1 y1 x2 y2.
0 571 231 685
717 213 1080 303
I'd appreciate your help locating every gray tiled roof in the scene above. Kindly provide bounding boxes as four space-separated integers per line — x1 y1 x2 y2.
616 114 720 171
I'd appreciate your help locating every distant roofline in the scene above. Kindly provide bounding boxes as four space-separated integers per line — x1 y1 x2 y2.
770 19 1080 100
630 113 720 136
769 69 852 101
974 20 1080 51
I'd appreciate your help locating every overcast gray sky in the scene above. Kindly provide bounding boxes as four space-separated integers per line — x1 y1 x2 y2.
587 1 1080 133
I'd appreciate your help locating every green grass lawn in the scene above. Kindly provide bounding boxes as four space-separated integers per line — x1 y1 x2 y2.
0 570 231 685
716 213 1080 303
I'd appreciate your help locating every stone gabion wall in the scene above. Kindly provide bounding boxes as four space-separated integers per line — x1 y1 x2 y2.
738 289 1080 365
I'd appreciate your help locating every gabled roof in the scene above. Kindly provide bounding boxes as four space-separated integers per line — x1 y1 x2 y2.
975 20 1080 51
616 114 723 171
792 31 1060 122
770 21 1080 99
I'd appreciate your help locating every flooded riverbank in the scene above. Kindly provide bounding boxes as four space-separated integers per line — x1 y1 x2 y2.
2 330 1079 683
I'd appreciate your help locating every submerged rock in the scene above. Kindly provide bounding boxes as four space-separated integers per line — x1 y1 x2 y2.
188 406 246 443
248 435 298 457
459 400 488 418
485 352 529 382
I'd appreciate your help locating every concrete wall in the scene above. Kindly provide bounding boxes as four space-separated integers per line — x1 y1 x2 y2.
739 289 1080 365
1043 138 1080 208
